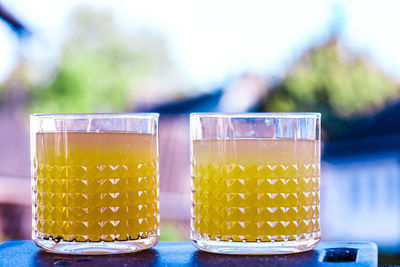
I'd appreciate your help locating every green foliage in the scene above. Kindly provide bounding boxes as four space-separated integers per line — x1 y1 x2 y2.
29 7 170 113
264 41 400 138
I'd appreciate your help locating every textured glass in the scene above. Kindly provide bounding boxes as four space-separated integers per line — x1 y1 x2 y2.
190 113 321 254
31 114 159 254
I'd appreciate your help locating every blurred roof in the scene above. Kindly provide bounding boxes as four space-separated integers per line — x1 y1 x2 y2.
354 101 400 138
137 73 268 114
137 89 223 114
324 100 400 158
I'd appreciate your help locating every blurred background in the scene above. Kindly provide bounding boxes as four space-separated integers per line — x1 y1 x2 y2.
0 0 400 264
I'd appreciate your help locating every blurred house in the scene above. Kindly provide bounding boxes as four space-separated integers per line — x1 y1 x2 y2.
322 101 400 252
138 63 400 251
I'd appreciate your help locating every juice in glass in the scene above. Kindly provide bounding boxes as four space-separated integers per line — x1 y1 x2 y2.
31 114 159 254
190 113 320 254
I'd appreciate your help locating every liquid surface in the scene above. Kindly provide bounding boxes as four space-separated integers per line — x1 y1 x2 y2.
191 138 320 242
32 132 159 242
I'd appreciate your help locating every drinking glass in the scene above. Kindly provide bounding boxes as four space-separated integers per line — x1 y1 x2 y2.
190 113 321 254
31 113 159 254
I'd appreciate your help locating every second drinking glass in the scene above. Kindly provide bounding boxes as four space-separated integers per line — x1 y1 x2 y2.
190 113 321 254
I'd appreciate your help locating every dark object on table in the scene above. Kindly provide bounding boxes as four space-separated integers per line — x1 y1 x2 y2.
323 247 358 262
0 241 377 267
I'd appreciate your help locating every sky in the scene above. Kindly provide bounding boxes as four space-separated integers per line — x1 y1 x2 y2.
1 0 400 90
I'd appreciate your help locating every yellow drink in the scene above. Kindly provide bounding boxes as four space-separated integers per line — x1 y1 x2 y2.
191 138 320 242
33 132 159 243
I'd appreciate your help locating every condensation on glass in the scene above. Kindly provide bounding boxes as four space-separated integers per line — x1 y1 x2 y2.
31 113 160 254
190 113 321 254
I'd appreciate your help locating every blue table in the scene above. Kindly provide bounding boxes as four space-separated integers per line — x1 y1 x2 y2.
0 241 377 266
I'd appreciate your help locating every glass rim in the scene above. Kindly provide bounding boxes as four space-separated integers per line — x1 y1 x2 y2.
190 112 321 119
30 113 159 120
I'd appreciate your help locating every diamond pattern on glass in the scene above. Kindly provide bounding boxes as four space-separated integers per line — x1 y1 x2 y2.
191 163 320 242
33 162 159 242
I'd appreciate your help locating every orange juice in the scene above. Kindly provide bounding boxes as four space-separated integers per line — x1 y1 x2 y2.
191 138 320 242
32 132 159 243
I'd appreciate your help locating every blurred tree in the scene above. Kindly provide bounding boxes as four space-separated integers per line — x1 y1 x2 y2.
29 7 176 113
263 40 400 139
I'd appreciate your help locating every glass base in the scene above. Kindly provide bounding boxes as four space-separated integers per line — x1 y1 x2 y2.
34 236 159 255
192 238 319 255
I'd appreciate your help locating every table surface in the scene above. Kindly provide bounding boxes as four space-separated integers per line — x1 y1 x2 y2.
0 240 377 267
